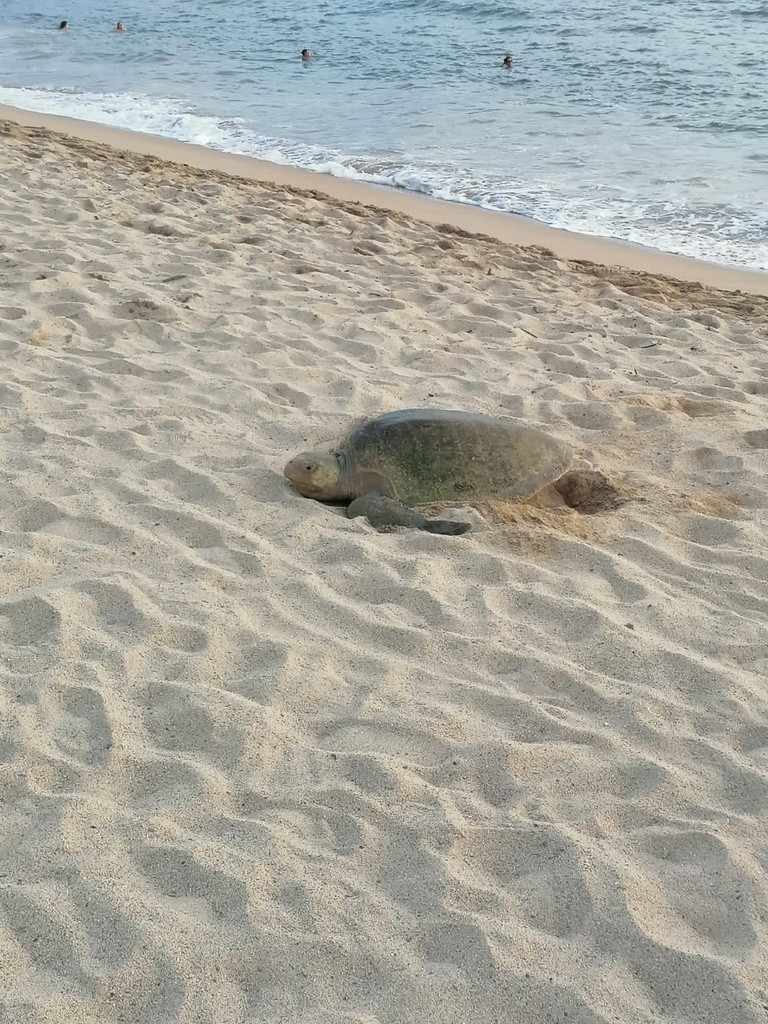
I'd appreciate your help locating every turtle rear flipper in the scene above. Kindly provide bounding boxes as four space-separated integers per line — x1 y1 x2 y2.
347 493 471 536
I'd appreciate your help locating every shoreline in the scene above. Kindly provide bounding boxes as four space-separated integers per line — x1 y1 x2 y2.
2 100 768 298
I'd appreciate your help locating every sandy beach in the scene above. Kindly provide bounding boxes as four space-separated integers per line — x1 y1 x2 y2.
1 110 767 1024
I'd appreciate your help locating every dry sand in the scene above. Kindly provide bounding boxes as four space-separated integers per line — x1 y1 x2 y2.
0 113 767 1024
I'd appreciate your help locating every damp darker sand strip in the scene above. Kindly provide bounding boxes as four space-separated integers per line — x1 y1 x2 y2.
1 101 767 298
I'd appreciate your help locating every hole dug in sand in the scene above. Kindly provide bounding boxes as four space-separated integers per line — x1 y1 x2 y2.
551 469 627 515
511 469 627 516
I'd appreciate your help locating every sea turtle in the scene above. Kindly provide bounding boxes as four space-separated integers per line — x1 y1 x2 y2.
283 407 577 536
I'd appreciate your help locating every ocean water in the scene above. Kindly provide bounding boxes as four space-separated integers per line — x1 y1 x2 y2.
0 0 766 270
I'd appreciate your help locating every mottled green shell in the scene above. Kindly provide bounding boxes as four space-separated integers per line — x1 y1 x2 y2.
341 409 573 506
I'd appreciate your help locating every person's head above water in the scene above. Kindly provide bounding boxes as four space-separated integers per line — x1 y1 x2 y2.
301 48 312 60
502 54 513 67
59 19 69 30
116 21 125 30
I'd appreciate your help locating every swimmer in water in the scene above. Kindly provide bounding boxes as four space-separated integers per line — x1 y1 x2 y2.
59 20 69 30
502 54 513 68
301 48 312 61
116 21 126 31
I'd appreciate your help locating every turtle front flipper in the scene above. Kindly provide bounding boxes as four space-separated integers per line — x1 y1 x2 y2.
422 517 472 536
346 493 470 536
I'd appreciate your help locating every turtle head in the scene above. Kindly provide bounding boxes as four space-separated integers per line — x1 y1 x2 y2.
284 450 345 500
